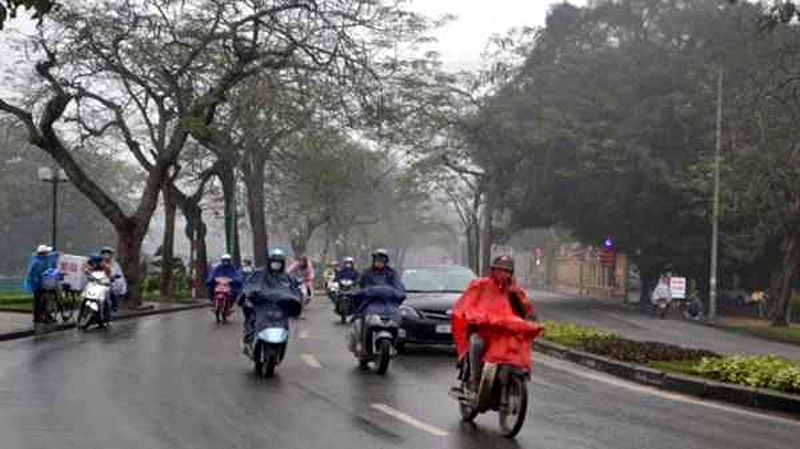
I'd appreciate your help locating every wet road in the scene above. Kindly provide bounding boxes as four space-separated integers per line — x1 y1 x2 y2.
0 299 798 449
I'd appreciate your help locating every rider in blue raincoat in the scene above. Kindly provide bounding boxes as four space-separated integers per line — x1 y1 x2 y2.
335 256 360 283
349 249 406 353
239 249 301 355
206 254 243 299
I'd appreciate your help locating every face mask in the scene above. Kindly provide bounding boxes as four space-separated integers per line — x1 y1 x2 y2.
269 262 282 271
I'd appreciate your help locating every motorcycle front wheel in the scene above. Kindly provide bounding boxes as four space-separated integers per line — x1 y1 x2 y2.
498 374 528 438
77 303 93 331
459 380 479 423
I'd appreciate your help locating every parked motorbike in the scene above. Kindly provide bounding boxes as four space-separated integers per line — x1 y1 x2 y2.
349 285 405 375
448 320 542 438
245 290 302 378
333 278 356 324
77 270 112 331
652 296 671 319
213 277 234 323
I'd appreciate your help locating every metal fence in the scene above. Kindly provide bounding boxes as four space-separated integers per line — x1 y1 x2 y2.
0 278 24 294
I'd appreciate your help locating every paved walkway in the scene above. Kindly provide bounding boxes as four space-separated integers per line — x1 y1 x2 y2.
530 289 800 361
0 301 207 338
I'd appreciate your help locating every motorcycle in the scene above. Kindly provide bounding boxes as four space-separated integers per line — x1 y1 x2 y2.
77 270 112 331
349 285 405 375
333 278 356 324
245 290 302 378
213 277 235 323
296 278 313 310
652 296 671 319
449 320 543 438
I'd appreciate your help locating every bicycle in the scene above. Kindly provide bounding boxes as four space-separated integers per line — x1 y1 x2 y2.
42 284 79 323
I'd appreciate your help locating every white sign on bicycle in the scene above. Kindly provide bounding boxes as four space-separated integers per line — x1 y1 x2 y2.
670 277 686 299
57 254 88 291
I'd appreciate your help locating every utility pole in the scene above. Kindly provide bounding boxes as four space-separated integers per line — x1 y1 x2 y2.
709 67 724 322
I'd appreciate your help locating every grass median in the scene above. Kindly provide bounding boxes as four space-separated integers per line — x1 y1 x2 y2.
541 320 800 395
0 294 32 312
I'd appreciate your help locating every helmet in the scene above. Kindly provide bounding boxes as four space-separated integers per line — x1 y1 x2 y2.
221 254 232 261
372 248 389 263
268 248 287 262
99 246 115 255
491 255 515 274
343 256 355 264
36 244 52 254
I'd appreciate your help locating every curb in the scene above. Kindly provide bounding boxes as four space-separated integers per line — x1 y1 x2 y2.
0 302 209 342
532 340 800 418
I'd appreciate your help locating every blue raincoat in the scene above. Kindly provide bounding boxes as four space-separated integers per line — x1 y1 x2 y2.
351 284 406 320
241 270 302 330
206 263 243 298
22 253 58 293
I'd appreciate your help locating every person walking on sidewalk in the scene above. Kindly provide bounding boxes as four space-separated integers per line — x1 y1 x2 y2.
24 245 55 324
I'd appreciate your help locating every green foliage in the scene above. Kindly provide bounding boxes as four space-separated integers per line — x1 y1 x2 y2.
541 320 616 348
694 355 800 394
579 337 718 364
543 320 717 363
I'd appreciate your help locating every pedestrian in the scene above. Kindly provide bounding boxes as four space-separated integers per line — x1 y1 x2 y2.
24 245 54 324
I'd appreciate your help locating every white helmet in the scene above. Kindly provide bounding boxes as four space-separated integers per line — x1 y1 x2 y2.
36 244 52 254
221 254 232 261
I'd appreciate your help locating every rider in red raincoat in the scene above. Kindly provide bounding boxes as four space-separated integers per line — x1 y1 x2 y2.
452 255 543 387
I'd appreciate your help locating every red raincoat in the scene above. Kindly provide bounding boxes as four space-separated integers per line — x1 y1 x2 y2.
452 278 543 370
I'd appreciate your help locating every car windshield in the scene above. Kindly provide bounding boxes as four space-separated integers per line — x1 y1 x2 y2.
401 266 476 293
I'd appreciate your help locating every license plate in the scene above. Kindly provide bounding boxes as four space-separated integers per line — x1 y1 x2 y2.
435 324 451 334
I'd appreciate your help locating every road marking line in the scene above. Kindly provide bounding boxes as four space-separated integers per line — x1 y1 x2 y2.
370 403 449 437
300 353 322 368
535 353 800 427
299 330 310 339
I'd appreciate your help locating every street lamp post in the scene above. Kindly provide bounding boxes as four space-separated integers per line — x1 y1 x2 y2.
709 67 724 322
38 166 69 250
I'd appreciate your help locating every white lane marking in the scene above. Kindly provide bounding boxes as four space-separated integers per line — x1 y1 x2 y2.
300 354 322 369
535 353 800 427
371 403 449 437
299 330 310 339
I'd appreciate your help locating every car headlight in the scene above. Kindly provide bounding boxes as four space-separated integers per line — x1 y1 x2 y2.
399 305 420 319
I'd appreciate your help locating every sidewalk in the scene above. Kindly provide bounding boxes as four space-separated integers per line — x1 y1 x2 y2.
0 300 208 341
530 289 800 361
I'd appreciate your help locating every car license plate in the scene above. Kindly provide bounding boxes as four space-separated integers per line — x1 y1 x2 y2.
435 324 451 334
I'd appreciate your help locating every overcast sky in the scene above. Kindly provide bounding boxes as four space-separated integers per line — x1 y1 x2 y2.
411 0 584 71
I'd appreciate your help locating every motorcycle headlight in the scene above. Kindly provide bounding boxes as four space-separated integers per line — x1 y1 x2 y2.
399 305 420 319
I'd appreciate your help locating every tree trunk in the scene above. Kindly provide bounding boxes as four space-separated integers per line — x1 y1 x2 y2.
219 161 241 265
116 227 144 308
244 159 268 267
480 183 494 276
638 262 659 314
770 232 800 326
159 185 176 301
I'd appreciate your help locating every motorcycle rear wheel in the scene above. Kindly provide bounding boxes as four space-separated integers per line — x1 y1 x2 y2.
264 355 277 378
375 339 392 375
498 374 528 438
